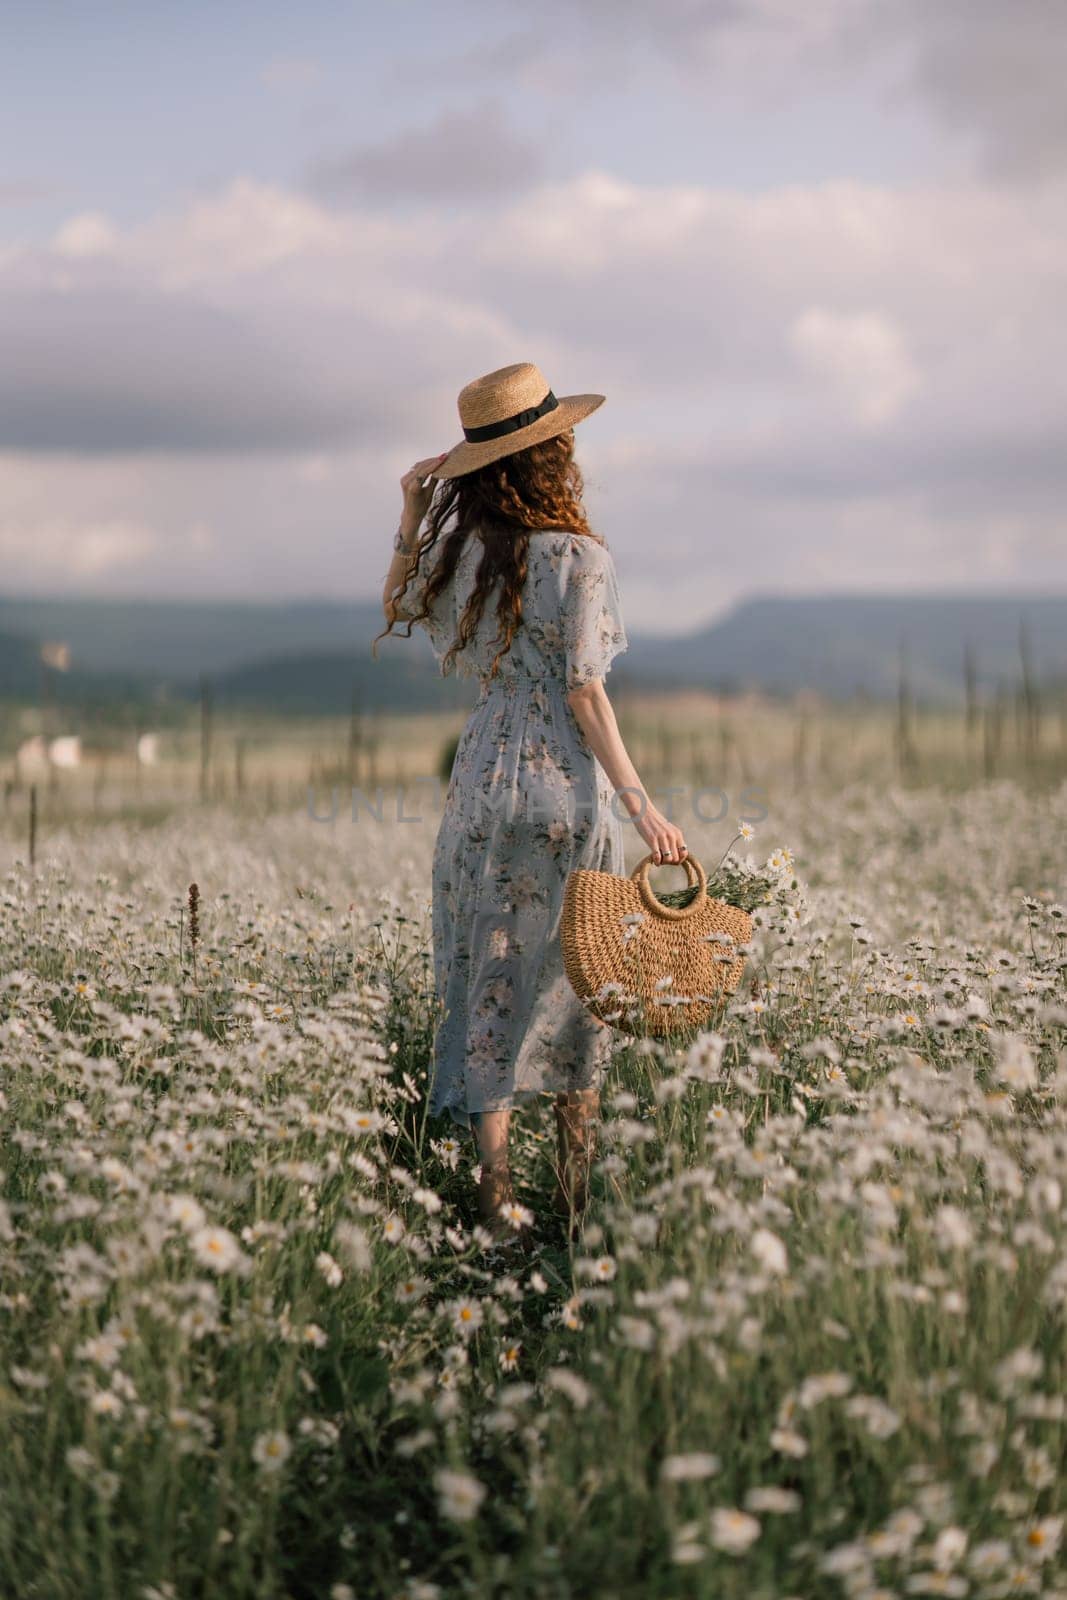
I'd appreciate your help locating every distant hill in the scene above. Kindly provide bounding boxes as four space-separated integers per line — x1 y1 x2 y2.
1 590 1065 710
0 631 43 697
622 594 1067 703
0 595 467 714
193 646 476 715
0 595 384 679
0 627 156 707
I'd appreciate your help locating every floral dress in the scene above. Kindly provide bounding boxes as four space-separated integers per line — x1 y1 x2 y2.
397 529 629 1129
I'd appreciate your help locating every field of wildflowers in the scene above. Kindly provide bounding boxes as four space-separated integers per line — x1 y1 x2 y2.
1 768 1065 1598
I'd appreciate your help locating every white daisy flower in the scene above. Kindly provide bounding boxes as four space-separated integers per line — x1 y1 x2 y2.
252 1430 291 1473
189 1225 245 1275
661 1452 721 1482
709 1507 761 1554
315 1251 343 1288
434 1467 486 1522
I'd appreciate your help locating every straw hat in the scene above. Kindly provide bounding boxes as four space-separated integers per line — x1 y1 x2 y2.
431 361 605 480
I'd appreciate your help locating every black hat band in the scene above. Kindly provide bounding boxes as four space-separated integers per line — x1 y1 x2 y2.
462 389 559 444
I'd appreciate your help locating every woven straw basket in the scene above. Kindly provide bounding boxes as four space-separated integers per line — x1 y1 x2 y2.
560 852 753 1039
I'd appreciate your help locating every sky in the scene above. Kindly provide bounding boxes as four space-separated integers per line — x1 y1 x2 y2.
1 0 1065 631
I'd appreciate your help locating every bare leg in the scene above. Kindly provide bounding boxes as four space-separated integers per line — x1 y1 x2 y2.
470 1109 513 1224
553 1087 600 1227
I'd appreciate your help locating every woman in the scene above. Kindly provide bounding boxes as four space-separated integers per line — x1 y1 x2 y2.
375 363 687 1242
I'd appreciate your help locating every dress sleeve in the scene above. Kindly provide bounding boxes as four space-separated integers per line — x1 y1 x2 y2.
557 536 628 690
392 551 455 669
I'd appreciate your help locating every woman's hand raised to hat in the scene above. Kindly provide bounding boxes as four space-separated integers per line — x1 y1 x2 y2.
400 453 449 529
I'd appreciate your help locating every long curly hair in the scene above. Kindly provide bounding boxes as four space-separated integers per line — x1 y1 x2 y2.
372 426 603 680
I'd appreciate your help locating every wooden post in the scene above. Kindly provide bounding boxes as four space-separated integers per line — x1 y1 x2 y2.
963 641 978 737
367 711 380 786
658 718 672 786
690 726 707 786
896 638 917 780
983 687 1004 779
793 714 808 789
199 675 213 801
1019 617 1039 765
348 681 363 786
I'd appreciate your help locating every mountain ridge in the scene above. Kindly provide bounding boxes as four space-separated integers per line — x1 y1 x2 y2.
1 590 1065 710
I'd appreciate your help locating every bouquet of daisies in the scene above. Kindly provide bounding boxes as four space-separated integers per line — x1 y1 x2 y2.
656 825 805 927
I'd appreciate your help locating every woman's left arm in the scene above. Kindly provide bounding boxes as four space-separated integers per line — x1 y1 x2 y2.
381 451 449 618
382 517 422 620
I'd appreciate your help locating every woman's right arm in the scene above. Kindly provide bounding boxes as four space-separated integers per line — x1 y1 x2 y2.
566 680 688 864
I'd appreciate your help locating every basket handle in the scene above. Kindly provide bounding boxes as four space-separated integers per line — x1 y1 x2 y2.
631 852 708 920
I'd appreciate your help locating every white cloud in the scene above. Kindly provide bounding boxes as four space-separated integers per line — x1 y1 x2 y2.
789 307 921 427
898 0 1067 181
463 1 1067 177
294 455 333 485
0 516 158 581
445 0 891 106
1 162 1064 613
52 212 118 258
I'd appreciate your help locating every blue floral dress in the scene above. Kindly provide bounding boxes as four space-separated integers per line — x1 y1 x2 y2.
396 529 629 1129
